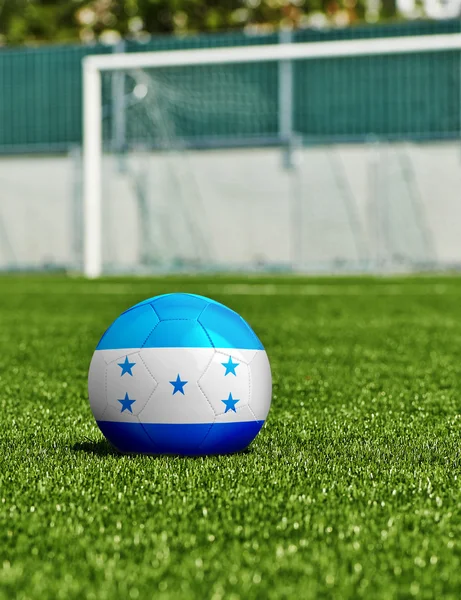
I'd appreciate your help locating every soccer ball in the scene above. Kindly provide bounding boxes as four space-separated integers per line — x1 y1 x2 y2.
88 293 272 455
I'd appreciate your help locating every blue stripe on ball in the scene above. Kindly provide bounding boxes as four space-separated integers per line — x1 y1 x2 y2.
97 420 265 455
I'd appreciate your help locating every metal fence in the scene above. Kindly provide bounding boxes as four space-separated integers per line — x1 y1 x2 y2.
1 20 461 154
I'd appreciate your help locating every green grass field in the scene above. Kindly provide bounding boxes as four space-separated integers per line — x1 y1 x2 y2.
1 275 461 599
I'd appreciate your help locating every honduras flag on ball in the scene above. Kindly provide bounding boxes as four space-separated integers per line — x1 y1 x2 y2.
88 293 272 456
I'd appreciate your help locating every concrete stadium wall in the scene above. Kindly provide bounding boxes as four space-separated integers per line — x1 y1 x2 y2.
0 141 459 272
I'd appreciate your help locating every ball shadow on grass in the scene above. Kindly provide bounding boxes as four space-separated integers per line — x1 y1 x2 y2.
72 438 121 457
71 437 253 458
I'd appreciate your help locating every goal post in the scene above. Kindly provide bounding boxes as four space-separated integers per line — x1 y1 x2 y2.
82 33 461 278
83 61 103 279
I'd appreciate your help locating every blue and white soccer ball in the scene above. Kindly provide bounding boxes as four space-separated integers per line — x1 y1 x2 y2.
88 293 272 455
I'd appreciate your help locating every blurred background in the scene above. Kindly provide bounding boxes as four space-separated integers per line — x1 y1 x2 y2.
1 0 461 275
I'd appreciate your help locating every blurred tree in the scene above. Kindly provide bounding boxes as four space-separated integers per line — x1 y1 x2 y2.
0 0 399 46
0 0 80 44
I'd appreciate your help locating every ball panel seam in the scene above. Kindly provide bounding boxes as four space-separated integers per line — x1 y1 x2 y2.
140 304 161 349
196 351 219 418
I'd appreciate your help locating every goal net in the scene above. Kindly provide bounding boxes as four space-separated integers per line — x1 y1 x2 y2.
82 34 461 277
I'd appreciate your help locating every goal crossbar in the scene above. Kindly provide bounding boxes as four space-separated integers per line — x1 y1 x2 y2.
82 33 461 277
84 33 461 72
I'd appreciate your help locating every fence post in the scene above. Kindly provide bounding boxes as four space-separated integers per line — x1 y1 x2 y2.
278 28 294 168
112 39 126 152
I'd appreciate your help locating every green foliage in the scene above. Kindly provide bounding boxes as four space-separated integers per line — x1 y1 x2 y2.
0 0 399 46
1 275 461 598
0 0 78 44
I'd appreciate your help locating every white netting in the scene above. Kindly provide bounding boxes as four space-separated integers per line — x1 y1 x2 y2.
93 57 452 273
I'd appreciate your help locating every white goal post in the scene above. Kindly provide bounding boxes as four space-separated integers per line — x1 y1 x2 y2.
82 33 461 278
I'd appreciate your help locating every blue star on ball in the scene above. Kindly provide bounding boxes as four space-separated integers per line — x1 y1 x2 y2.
170 374 188 395
118 356 136 376
118 392 136 413
221 356 239 376
221 393 240 413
